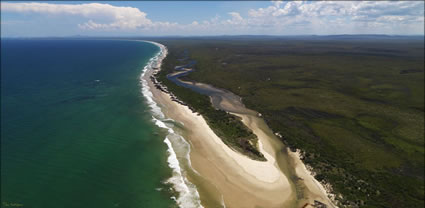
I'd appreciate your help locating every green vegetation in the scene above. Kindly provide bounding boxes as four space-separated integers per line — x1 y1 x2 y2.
155 47 265 161
149 36 424 208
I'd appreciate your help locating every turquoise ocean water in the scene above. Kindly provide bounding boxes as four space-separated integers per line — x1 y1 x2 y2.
1 39 178 208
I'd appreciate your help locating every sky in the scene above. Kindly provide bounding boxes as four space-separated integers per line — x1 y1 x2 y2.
1 1 424 37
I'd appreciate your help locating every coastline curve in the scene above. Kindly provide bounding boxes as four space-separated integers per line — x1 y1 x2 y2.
139 41 204 208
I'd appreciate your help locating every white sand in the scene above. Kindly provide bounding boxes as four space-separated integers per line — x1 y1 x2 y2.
150 86 293 207
146 41 336 208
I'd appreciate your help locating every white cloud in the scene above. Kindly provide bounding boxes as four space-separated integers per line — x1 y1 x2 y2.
274 1 303 17
228 12 243 21
226 12 244 25
238 1 424 34
1 2 154 30
1 1 424 35
249 6 276 18
273 0 284 8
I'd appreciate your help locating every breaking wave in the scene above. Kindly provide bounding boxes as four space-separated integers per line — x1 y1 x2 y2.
139 42 203 208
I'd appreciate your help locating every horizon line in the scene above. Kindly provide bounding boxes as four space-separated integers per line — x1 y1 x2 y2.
1 34 424 39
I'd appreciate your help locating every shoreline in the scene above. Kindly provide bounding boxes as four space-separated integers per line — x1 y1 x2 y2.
142 40 337 208
139 42 204 208
147 74 294 208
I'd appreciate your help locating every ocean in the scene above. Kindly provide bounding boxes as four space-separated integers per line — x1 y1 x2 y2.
1 39 181 208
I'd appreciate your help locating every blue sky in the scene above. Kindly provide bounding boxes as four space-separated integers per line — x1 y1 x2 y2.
1 1 424 37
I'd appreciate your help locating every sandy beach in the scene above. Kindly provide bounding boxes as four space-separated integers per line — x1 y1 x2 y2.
144 42 336 208
148 74 293 207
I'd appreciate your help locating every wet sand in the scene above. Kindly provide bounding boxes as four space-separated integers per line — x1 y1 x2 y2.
147 70 294 208
145 41 336 208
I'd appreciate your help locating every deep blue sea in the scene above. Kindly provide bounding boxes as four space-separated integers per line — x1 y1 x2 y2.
1 39 177 208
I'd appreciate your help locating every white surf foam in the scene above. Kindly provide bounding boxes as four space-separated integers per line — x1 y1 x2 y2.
139 42 204 208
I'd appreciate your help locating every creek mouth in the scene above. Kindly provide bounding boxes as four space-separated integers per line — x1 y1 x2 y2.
166 67 311 206
167 68 255 115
